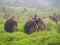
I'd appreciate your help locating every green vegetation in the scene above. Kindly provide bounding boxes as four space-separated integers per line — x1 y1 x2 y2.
0 6 60 45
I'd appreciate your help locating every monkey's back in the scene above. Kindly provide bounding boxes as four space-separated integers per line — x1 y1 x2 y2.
4 19 17 32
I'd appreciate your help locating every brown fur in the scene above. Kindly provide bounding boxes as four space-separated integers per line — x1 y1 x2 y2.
49 16 58 23
24 15 46 34
4 15 17 33
24 20 37 34
34 16 46 31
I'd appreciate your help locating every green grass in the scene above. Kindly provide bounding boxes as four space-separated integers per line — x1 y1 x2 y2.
0 6 60 45
0 18 60 45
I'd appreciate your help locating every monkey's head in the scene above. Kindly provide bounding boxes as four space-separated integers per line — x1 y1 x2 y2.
8 15 17 22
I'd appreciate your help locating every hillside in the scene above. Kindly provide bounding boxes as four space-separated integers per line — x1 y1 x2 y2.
0 0 60 10
0 0 60 45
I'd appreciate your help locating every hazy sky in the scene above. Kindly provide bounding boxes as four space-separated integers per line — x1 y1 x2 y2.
15 0 51 6
6 0 51 6
1 0 59 9
39 0 50 6
3 0 56 6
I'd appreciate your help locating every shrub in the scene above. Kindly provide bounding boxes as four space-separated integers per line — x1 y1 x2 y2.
56 22 60 33
45 20 56 30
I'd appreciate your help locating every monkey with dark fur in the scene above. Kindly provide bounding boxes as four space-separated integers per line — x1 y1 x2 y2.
24 21 37 34
4 15 17 33
24 14 46 34
33 15 46 31
24 15 38 34
49 16 58 23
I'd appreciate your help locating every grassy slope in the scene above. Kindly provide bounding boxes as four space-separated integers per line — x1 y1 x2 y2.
0 18 60 45
0 6 60 45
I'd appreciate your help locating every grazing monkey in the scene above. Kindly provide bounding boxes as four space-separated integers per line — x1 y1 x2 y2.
4 15 17 32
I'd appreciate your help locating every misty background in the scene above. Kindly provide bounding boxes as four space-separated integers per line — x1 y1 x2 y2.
0 0 60 9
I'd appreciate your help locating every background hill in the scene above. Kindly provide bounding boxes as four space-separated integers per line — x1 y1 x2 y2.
0 0 60 10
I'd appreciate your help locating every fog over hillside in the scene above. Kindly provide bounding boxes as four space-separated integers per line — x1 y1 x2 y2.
0 0 60 9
